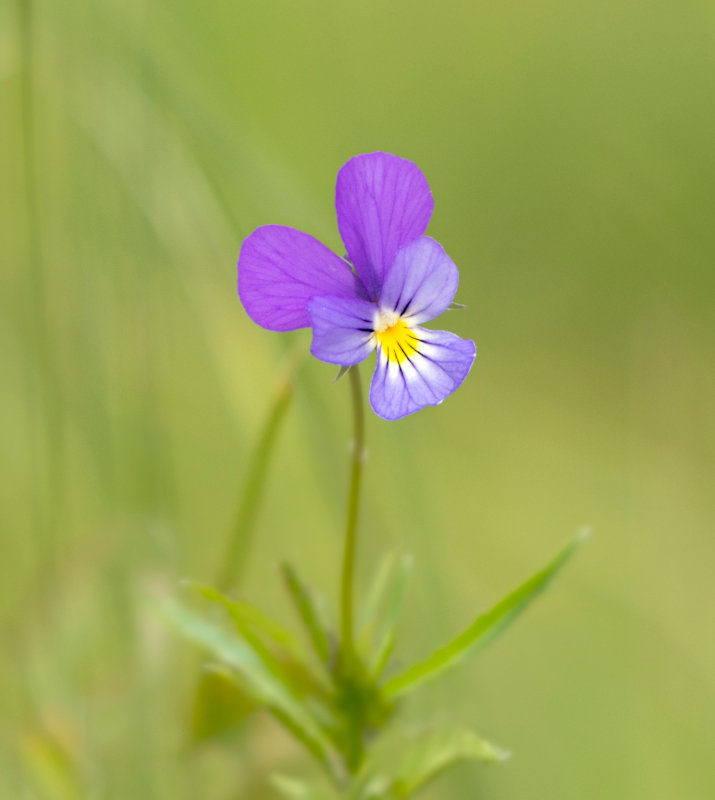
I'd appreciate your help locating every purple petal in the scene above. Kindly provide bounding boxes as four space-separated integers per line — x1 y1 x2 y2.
335 153 434 300
308 295 377 365
238 225 367 331
369 328 476 420
379 237 459 324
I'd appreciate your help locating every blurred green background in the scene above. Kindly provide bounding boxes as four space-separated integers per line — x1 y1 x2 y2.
2 0 714 797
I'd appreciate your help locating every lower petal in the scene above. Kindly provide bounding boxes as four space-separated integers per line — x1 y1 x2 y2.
415 328 478 388
308 295 377 365
369 328 476 420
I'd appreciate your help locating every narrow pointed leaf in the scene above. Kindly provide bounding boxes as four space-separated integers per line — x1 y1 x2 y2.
188 586 297 745
350 727 508 800
157 594 337 775
190 665 255 742
359 551 404 628
190 582 310 667
389 728 508 798
358 552 413 676
383 530 589 699
281 563 334 666
350 778 390 800
188 582 331 699
271 774 336 800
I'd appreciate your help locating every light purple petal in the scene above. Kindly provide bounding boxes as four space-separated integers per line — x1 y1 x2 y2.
308 295 377 365
335 153 434 300
369 328 476 420
238 225 367 331
379 237 459 325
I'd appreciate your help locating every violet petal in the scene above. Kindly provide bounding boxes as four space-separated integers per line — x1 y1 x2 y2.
308 294 377 365
369 327 476 420
335 152 433 300
379 236 459 325
238 225 367 331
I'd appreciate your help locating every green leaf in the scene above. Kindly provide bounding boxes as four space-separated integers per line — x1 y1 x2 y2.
190 583 314 670
271 774 336 800
157 594 338 777
358 552 413 677
351 728 508 800
383 530 589 699
190 665 255 743
281 563 334 667
389 728 508 798
189 582 333 714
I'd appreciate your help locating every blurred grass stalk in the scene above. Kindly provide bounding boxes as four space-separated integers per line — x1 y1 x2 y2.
216 355 298 591
17 0 64 586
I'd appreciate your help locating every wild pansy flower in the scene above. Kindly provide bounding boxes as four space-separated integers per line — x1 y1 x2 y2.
238 152 476 420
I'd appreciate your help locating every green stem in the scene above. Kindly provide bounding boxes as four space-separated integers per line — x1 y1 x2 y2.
216 367 295 591
339 365 365 669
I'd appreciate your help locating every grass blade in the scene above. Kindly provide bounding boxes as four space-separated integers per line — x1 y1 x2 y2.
216 364 296 590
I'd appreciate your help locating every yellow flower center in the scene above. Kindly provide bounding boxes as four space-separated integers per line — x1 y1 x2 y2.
375 318 419 364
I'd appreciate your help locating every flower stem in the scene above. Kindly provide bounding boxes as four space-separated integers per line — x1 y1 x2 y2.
339 365 365 669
